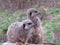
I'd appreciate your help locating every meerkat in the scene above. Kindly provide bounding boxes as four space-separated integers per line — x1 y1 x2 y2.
26 8 44 44
3 19 35 45
22 19 35 45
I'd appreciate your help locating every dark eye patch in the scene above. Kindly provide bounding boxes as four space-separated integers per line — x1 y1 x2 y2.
28 23 32 25
23 24 25 28
34 11 37 13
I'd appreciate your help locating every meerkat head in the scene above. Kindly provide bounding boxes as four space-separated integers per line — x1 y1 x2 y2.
26 8 41 18
22 19 35 30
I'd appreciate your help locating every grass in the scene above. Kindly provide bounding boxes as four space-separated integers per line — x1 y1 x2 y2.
57 43 60 45
47 8 60 15
0 43 2 45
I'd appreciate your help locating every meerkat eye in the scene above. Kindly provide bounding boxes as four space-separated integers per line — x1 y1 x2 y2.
28 23 32 25
34 11 37 13
23 24 25 28
30 12 32 16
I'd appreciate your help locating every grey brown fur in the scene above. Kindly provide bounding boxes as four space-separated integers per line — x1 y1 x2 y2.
3 19 35 45
26 8 44 44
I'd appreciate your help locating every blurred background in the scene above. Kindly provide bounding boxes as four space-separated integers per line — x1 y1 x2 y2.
0 0 60 45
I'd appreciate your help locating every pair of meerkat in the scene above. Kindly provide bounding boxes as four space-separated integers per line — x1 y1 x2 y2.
3 19 35 45
3 8 44 45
